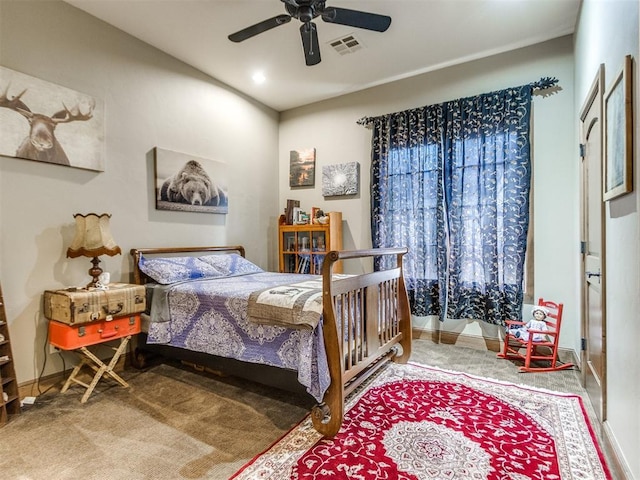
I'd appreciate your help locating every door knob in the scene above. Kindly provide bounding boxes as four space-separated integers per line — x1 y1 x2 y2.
586 271 601 278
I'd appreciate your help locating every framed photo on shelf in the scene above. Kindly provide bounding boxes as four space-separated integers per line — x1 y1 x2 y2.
603 55 633 201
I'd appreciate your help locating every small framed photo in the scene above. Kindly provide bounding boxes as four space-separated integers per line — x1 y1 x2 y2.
322 162 360 196
603 55 633 201
289 148 315 187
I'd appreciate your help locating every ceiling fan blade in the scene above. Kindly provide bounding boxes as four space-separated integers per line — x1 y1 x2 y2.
228 14 291 42
300 22 321 66
321 7 391 32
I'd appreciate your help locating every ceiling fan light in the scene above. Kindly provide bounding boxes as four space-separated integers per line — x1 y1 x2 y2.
299 6 314 23
229 1 392 66
322 7 336 21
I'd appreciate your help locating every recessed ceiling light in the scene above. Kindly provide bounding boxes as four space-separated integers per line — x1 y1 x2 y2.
252 72 266 84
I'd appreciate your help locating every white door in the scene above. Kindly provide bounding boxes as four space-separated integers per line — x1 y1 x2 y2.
579 66 606 421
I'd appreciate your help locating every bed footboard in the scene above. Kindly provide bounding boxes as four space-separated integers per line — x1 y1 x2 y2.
130 245 410 438
312 247 411 437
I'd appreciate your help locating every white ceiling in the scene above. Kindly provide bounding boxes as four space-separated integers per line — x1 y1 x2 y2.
65 0 581 112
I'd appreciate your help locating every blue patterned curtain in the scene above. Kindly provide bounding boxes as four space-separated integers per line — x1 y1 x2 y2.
364 80 553 326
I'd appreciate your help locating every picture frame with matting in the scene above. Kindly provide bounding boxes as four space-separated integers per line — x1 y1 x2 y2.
603 55 633 201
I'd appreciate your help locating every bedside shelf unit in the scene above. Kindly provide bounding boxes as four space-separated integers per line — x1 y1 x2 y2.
278 211 343 274
0 283 20 426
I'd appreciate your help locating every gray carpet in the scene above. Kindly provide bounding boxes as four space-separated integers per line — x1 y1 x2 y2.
0 337 606 479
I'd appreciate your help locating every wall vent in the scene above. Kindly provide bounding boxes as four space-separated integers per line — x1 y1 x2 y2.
328 34 364 55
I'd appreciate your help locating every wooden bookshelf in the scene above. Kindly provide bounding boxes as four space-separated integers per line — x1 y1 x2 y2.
0 283 20 426
278 211 343 274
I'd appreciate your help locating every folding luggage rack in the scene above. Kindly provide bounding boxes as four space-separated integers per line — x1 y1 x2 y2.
59 336 131 403
49 314 141 403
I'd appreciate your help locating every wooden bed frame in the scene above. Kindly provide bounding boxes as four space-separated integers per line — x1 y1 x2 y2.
130 245 412 437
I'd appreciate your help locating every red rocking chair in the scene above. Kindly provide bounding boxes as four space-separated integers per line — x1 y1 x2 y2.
497 298 574 372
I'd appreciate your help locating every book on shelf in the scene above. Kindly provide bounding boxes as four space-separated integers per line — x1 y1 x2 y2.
285 199 300 225
297 256 310 274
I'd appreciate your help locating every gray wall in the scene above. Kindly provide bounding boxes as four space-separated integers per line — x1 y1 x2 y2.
2 0 638 476
281 23 640 474
279 36 579 348
0 1 280 383
574 1 639 478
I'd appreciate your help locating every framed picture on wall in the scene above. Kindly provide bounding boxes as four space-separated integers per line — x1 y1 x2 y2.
603 55 633 201
0 66 105 171
154 147 229 214
322 161 360 196
289 148 316 187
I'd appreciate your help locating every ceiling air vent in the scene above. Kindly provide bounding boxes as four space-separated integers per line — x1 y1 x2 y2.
328 34 364 55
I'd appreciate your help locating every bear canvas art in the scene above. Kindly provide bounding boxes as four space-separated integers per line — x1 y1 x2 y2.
154 148 228 214
160 160 228 207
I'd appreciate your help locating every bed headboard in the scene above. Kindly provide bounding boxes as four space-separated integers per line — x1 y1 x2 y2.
129 245 246 285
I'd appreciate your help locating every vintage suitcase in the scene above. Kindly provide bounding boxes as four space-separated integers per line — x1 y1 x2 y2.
49 314 141 350
43 283 146 325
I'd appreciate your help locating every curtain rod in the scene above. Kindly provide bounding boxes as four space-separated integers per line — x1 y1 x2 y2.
357 76 559 127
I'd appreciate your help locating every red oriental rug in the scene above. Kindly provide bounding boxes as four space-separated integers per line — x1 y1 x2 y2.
231 362 612 480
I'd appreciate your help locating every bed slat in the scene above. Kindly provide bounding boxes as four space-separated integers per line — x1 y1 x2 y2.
313 247 412 437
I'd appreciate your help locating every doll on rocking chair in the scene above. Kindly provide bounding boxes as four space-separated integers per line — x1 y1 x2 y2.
508 305 550 342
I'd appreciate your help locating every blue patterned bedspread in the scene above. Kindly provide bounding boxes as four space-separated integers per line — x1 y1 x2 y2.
146 272 330 402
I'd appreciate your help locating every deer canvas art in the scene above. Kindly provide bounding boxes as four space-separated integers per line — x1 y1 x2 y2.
0 67 104 171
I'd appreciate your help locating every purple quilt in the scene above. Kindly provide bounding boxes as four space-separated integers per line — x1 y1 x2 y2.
146 272 331 401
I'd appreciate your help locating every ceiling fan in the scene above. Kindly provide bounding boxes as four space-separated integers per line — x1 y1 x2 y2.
228 0 392 66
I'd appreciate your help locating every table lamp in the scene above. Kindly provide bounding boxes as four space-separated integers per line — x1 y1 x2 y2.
66 213 122 288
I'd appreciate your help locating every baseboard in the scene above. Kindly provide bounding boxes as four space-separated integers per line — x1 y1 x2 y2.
411 326 579 365
18 370 65 399
17 351 131 400
602 421 635 480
